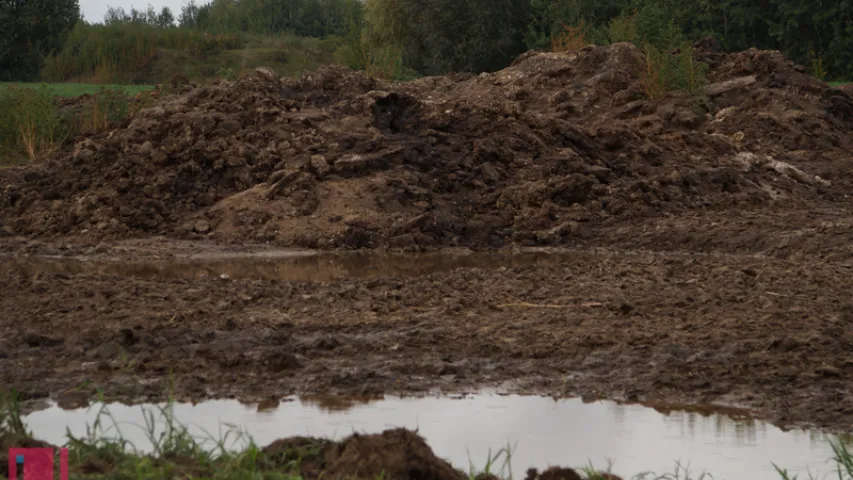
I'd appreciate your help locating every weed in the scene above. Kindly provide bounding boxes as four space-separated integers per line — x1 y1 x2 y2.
216 67 237 80
58 398 302 479
639 41 708 100
552 21 587 53
674 42 709 94
581 459 618 479
809 51 828 81
0 84 141 165
640 42 669 100
0 390 30 438
467 443 515 480
631 460 714 479
0 85 71 163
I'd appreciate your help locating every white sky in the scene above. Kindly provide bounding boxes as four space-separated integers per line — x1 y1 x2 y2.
80 0 204 24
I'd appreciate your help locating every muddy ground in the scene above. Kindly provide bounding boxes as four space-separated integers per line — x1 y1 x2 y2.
2 235 852 432
2 41 853 435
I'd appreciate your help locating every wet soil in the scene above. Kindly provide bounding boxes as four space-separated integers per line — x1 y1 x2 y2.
2 243 853 433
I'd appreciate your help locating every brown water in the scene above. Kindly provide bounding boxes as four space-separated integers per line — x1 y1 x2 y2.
24 394 849 479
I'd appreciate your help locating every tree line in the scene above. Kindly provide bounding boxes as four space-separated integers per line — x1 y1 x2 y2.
2 0 852 82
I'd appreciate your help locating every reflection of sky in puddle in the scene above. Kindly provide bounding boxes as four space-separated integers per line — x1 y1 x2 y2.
23 395 848 479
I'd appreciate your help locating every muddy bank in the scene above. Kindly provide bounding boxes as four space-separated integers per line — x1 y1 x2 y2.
2 44 853 250
2 247 853 432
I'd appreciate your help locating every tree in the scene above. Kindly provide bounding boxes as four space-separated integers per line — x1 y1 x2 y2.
0 0 81 81
179 0 213 30
156 6 176 28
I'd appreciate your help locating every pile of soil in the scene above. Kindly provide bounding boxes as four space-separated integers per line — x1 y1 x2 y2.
2 43 852 249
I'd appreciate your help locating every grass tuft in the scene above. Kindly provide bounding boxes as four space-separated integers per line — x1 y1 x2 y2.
468 443 516 480
0 390 29 438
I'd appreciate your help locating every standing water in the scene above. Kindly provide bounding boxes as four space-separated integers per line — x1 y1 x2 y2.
23 394 849 479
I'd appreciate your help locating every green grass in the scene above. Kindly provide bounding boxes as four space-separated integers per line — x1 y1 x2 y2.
2 392 852 480
0 82 153 98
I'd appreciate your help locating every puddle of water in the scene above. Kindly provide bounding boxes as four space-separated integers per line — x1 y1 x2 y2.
0 249 582 282
23 395 848 479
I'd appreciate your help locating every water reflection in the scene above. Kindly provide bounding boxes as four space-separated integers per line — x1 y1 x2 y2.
22 395 849 480
300 394 383 412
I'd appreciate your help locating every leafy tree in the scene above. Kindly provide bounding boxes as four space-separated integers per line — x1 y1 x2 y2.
179 0 210 29
364 0 528 75
0 0 81 80
105 5 175 28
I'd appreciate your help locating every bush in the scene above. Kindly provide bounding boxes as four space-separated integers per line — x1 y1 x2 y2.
607 12 638 45
551 21 588 52
674 42 709 94
42 22 244 84
640 42 669 100
640 40 709 100
809 50 828 80
0 85 142 165
0 86 71 163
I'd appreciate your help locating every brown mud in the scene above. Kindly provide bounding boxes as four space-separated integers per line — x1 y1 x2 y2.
2 42 853 435
2 246 853 432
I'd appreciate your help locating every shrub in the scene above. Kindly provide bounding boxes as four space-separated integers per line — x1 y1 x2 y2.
639 41 709 100
0 85 141 165
42 22 245 84
809 50 828 80
216 67 237 80
607 12 638 45
551 21 587 53
640 42 670 100
0 86 70 163
674 41 709 94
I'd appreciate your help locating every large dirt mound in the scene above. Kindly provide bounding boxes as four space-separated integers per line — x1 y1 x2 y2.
2 43 852 249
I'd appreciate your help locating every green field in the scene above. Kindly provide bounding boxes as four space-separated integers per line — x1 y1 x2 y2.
0 82 153 98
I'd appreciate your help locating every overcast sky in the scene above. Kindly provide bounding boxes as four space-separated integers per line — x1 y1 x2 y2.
80 0 204 24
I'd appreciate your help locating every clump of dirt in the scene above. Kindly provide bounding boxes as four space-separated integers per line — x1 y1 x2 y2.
266 428 468 480
2 42 851 249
